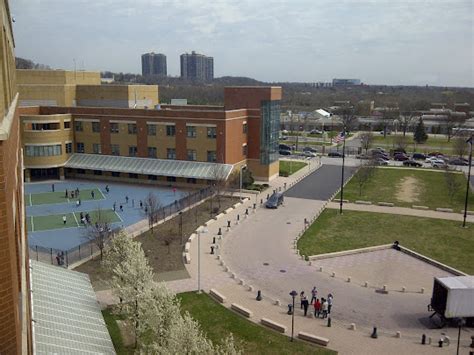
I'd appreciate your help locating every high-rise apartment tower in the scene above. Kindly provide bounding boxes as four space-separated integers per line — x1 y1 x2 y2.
141 52 167 77
180 51 214 81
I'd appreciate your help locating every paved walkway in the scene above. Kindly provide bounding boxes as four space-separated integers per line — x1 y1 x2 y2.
96 159 473 354
326 202 474 223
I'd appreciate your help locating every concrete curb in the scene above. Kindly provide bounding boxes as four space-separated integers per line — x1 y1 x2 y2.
308 244 393 261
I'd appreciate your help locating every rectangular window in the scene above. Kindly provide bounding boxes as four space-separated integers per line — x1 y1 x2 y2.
128 123 137 134
64 121 71 129
186 126 196 138
242 144 248 156
111 144 120 156
110 123 119 133
75 121 83 132
31 123 60 130
25 144 62 157
260 100 281 164
129 146 137 157
166 176 176 182
93 170 102 176
129 173 138 179
112 171 120 177
148 147 157 158
207 127 216 138
76 142 85 153
93 143 101 154
243 123 248 134
187 178 197 184
65 142 72 154
147 124 156 136
148 175 157 181
166 125 176 136
92 122 100 133
187 149 197 161
167 148 176 159
77 169 85 174
207 150 217 162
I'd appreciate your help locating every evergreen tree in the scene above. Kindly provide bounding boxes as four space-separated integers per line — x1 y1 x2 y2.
413 118 428 144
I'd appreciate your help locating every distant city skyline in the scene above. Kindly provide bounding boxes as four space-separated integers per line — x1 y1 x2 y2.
10 0 474 87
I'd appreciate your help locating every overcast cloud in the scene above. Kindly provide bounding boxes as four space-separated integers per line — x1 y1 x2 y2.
10 0 474 86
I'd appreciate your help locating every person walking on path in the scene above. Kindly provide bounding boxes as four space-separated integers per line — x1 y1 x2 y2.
113 202 116 211
120 205 123 212
327 294 333 314
52 184 55 192
314 298 321 318
91 190 95 199
321 298 329 319
62 215 67 225
125 196 129 204
65 189 68 198
105 185 109 193
310 286 318 304
300 291 305 309
139 200 143 209
75 188 79 196
302 296 309 316
76 200 80 207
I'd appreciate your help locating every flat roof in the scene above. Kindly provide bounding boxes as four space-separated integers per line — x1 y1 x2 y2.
65 153 233 180
437 276 474 290
30 260 115 354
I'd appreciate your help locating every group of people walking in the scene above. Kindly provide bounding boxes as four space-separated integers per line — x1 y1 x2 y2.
299 287 334 319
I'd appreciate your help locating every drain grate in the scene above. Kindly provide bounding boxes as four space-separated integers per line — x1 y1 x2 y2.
280 269 287 273
263 262 269 266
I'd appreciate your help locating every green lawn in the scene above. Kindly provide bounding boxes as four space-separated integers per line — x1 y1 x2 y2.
178 292 336 355
27 209 121 232
337 168 473 212
279 160 308 177
102 310 133 355
27 188 104 206
298 209 474 274
372 135 456 154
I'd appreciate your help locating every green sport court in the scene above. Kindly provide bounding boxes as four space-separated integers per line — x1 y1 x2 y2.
27 209 121 232
26 188 105 206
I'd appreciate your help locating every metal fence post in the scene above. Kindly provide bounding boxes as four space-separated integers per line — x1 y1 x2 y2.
50 248 53 264
36 246 38 261
90 241 93 256
66 251 68 268
78 245 81 259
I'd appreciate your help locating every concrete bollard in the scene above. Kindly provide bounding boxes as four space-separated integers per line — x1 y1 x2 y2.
331 272 336 278
347 277 351 283
396 331 401 338
239 279 244 285
350 323 356 330
248 285 254 292
231 273 236 279
308 261 312 266
319 266 323 272
383 285 387 291
224 266 229 272
301 255 305 260
275 299 281 306
402 286 406 293
421 287 425 294
217 255 221 260
365 281 369 287
220 260 225 266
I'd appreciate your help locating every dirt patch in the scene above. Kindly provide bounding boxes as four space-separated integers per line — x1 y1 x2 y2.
116 319 135 347
395 176 420 203
75 195 239 289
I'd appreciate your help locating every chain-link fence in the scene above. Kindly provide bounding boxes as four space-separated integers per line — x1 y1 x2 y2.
29 186 213 268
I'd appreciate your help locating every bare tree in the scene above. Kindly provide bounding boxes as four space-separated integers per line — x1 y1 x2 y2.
163 235 173 254
393 135 409 151
209 163 227 210
444 111 466 142
143 192 162 232
398 100 416 136
339 105 358 132
359 132 374 154
452 136 468 158
380 108 398 138
444 167 461 204
83 207 112 260
355 160 376 196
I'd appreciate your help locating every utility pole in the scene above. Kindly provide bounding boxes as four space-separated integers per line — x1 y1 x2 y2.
462 134 472 228
339 126 347 214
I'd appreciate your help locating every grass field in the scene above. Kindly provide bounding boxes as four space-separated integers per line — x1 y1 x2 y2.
372 135 456 154
336 168 473 211
26 188 104 206
279 160 307 176
27 209 121 232
298 209 474 274
178 292 336 355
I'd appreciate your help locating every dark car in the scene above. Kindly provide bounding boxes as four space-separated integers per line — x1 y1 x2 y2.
394 154 409 161
392 148 406 155
279 150 291 156
428 151 444 157
279 144 291 151
403 159 422 167
328 151 343 158
265 192 284 209
303 146 318 153
412 153 426 160
373 152 390 160
448 158 468 166
374 158 389 166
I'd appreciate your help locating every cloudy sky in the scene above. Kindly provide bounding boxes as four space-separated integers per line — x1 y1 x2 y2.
10 0 474 86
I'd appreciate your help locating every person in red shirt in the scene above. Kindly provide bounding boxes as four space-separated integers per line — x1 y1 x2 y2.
314 298 321 318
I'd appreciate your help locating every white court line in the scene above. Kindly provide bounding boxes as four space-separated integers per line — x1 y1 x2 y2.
72 212 80 227
114 210 124 222
97 188 106 200
30 216 34 232
29 194 32 207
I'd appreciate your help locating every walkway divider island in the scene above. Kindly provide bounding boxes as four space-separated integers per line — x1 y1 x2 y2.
260 318 287 333
209 289 226 303
308 244 393 261
297 331 329 346
230 303 253 318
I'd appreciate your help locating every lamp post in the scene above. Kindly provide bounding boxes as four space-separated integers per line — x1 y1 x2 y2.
289 290 298 341
462 134 472 228
239 165 247 201
339 126 347 214
456 317 466 355
197 230 201 294
179 211 183 245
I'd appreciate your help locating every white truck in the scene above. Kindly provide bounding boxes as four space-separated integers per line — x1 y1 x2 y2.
430 276 474 327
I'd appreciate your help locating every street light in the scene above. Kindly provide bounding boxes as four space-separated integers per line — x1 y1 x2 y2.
289 290 298 341
239 165 247 201
455 317 466 355
462 134 472 228
339 125 347 214
179 212 183 245
197 230 201 294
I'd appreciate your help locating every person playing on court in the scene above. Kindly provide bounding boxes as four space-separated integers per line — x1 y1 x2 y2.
125 196 129 204
105 185 109 193
65 189 68 198
62 215 67 225
91 190 95 199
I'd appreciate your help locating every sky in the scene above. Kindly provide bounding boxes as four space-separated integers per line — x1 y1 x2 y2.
10 0 474 87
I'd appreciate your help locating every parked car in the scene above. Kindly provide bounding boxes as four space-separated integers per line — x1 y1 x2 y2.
303 146 317 153
394 154 409 161
328 151 343 158
403 160 422 167
279 150 291 156
392 148 406 155
309 129 323 135
265 192 284 209
426 156 444 163
374 158 389 166
301 151 317 157
428 151 444 157
279 136 288 141
372 151 390 160
379 130 391 135
448 158 469 166
279 144 291 151
431 160 447 168
412 153 426 160
356 154 371 160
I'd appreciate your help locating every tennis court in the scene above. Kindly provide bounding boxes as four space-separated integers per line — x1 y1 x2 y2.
27 209 121 232
26 188 105 206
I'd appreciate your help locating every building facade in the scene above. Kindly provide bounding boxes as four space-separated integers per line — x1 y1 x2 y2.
332 78 361 86
0 0 32 353
141 52 167 77
180 51 214 81
20 86 281 183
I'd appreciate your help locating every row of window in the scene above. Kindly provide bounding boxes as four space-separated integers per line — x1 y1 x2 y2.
25 144 62 157
74 169 197 183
